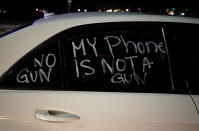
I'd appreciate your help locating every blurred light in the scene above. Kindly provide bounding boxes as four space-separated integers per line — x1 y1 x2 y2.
113 9 121 12
136 8 142 12
2 10 7 14
77 9 81 12
180 12 185 16
0 10 8 14
98 9 102 12
106 9 113 12
126 9 129 12
165 8 170 13
168 11 174 16
172 8 175 11
67 0 72 3
36 8 39 11
39 10 43 13
84 9 87 12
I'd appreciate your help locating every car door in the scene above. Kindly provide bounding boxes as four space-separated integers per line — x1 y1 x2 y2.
0 22 199 131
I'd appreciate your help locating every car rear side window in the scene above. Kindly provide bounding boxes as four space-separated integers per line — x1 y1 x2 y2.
60 23 173 93
0 38 62 90
164 23 199 94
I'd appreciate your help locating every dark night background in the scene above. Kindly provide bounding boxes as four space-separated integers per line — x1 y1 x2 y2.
0 0 199 24
1 0 198 7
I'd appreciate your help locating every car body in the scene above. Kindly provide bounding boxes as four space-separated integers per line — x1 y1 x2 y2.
0 12 199 131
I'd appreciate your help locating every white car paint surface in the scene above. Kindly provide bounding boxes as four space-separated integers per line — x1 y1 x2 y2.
0 12 199 131
0 91 199 131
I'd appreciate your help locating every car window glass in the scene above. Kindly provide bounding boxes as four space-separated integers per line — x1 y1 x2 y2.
0 38 62 90
61 23 172 93
165 23 199 94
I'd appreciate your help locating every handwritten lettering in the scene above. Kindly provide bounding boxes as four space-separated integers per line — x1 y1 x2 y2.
71 34 166 86
17 68 30 83
75 59 95 78
104 36 121 57
72 39 86 58
86 37 98 57
72 37 98 58
16 53 56 83
101 58 115 74
111 73 133 84
142 57 154 72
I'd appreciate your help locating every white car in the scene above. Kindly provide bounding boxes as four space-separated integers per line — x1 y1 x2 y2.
0 12 199 131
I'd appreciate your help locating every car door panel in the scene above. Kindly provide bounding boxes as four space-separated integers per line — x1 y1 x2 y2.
0 91 199 131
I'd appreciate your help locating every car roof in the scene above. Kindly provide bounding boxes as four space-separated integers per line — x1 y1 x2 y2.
0 12 199 77
33 12 199 25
